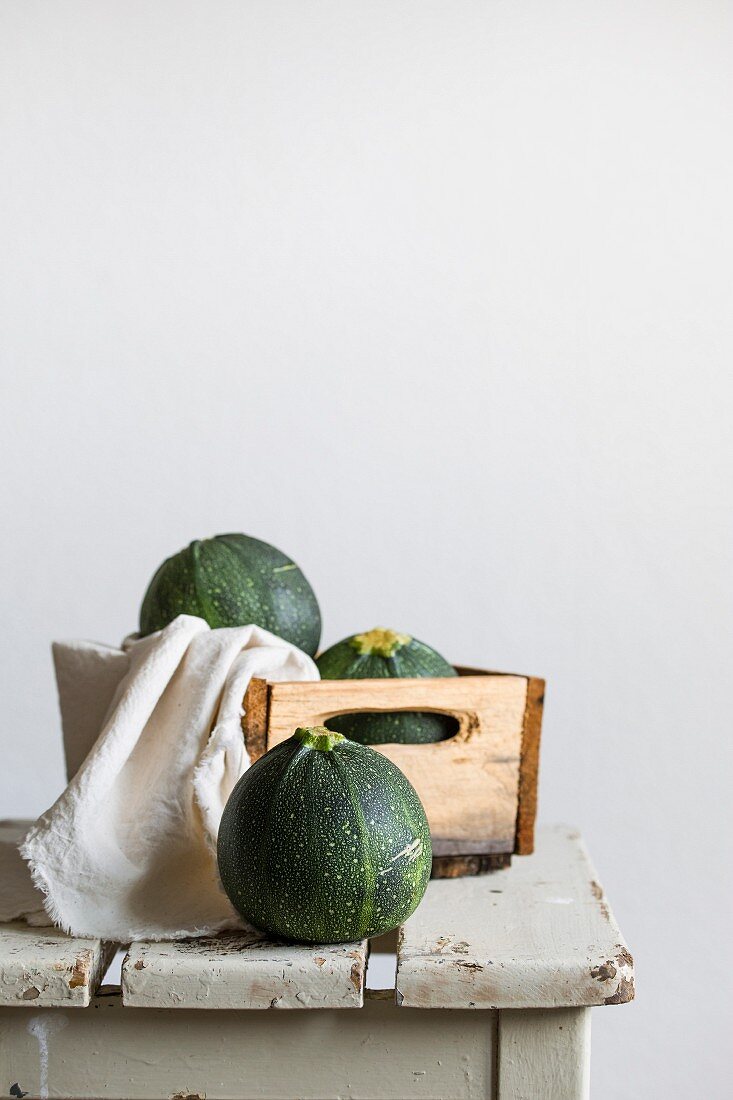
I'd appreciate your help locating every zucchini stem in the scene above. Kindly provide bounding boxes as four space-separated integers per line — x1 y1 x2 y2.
294 726 346 752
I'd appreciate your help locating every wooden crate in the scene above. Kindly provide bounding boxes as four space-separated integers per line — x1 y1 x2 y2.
242 667 544 877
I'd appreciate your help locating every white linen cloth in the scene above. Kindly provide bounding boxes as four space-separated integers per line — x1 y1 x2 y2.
4 615 318 941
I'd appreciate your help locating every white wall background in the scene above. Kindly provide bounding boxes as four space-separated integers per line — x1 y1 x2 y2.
1 1 731 1094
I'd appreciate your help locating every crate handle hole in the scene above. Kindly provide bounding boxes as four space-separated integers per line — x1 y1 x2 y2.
323 710 460 746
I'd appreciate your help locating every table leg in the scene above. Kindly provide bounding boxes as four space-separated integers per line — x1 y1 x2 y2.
497 1007 591 1100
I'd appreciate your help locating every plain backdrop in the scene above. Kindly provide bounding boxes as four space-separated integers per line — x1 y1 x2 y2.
1 1 731 1095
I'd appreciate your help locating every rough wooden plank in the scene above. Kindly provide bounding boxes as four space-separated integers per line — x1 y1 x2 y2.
258 674 529 856
0 922 114 1008
121 929 368 1009
498 1008 591 1100
515 676 545 855
0 992 497 1099
432 852 512 878
241 675 270 764
396 825 634 1009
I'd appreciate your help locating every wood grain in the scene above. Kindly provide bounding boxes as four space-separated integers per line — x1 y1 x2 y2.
258 674 528 857
431 852 511 878
241 675 270 764
515 676 545 855
396 824 635 1010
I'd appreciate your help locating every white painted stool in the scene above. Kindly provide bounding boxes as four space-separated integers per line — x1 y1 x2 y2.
0 826 633 1099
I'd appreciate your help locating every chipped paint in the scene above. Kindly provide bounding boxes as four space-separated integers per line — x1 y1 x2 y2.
431 936 469 955
395 826 635 1010
589 879 611 921
123 935 367 1009
604 977 635 1004
615 947 634 968
0 925 111 1008
69 949 93 989
591 961 617 982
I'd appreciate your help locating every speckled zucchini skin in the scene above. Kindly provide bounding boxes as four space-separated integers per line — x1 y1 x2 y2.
217 730 432 943
316 630 458 745
139 533 321 656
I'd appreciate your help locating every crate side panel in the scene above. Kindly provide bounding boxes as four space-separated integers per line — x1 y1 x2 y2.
515 676 545 855
266 675 528 854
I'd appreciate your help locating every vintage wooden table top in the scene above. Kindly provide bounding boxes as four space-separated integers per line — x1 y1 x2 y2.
0 825 634 1100
0 824 633 1011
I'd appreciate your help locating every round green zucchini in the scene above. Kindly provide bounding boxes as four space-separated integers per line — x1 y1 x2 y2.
217 726 432 943
139 533 321 656
316 627 458 745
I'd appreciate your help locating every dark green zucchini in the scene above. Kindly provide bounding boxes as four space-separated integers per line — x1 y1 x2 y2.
139 533 321 656
217 726 432 943
316 627 458 745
